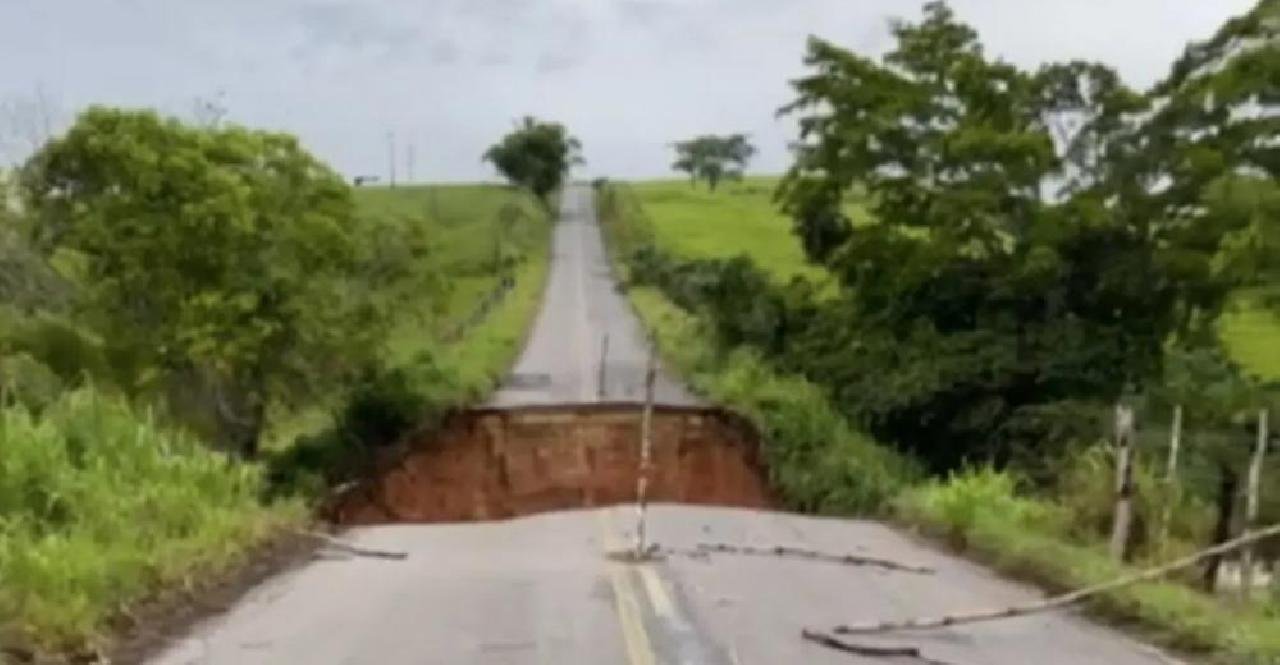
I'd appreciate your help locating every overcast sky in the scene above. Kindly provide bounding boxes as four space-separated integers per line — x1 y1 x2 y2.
0 0 1257 182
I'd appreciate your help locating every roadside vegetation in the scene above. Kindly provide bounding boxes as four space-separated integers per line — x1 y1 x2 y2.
600 1 1280 661
0 108 559 659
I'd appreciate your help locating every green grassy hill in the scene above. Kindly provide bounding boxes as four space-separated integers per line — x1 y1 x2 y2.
352 184 547 346
264 183 550 448
627 177 1280 381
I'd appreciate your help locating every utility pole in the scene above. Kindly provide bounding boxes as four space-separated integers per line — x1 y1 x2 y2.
387 131 396 188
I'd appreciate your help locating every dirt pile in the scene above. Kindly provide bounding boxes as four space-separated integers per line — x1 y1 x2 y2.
332 404 773 523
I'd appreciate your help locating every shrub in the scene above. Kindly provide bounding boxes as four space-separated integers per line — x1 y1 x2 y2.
629 287 916 515
895 467 1066 544
339 352 456 449
0 387 300 653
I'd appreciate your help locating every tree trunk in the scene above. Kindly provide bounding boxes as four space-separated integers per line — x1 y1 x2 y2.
1203 461 1239 593
1240 408 1268 600
1110 404 1137 562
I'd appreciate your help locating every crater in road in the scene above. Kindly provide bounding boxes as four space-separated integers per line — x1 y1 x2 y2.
330 404 775 524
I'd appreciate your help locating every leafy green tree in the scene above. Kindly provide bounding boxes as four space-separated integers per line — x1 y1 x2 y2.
1145 0 1280 310
20 107 378 456
483 116 582 205
775 2 1254 469
671 134 756 191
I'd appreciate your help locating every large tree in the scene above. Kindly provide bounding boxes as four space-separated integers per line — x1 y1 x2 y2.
483 116 582 205
20 107 379 456
671 134 756 191
775 2 1253 468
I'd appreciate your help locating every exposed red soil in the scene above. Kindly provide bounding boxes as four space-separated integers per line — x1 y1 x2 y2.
332 403 774 524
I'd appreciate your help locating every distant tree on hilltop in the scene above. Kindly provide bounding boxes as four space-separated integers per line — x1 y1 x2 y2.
671 134 755 191
484 116 582 205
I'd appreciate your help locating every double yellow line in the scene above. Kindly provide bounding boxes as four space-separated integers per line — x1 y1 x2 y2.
597 509 677 665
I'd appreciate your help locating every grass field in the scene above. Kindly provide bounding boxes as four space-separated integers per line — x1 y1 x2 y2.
352 183 548 346
627 178 840 285
627 177 1280 381
264 183 550 448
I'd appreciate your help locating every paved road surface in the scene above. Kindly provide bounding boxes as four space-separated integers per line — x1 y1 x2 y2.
150 186 1175 665
487 186 699 406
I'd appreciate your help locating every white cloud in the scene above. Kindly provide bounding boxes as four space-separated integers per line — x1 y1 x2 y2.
0 0 1258 181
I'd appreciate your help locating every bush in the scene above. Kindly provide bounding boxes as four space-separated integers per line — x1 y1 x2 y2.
0 388 300 653
629 287 916 515
894 467 1280 662
340 352 456 449
1056 444 1214 561
895 467 1066 544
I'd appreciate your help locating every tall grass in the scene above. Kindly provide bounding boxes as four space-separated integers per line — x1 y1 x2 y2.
0 388 303 654
263 183 551 452
626 284 916 514
897 469 1280 663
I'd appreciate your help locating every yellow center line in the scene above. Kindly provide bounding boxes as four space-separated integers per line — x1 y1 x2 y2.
597 509 658 665
637 565 677 621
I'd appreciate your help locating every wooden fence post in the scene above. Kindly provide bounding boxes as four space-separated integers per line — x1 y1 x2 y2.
1110 403 1137 562
1241 408 1268 600
1159 404 1184 548
1166 404 1183 481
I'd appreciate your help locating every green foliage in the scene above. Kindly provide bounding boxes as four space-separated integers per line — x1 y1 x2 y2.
0 387 302 653
1220 289 1280 381
1056 444 1212 557
0 352 63 412
598 185 915 513
770 2 1265 470
600 179 844 287
350 184 547 349
266 184 554 491
897 468 1280 662
483 116 582 204
20 107 379 456
670 134 755 191
338 353 456 450
627 287 917 514
896 467 1064 544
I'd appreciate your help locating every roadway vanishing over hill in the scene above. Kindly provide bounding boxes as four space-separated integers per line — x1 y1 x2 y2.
148 186 1176 665
487 185 699 407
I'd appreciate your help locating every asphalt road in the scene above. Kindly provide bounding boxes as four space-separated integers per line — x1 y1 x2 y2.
486 185 699 407
149 186 1177 665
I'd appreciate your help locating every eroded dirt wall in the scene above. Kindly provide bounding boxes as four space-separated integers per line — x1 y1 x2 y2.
333 404 773 524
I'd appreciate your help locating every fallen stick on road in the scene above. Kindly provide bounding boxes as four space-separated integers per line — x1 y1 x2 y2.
296 530 408 561
825 521 1280 636
688 542 934 574
800 629 956 665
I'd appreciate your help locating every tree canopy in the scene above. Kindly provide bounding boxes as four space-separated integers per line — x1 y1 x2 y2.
483 116 582 204
772 1 1269 468
671 134 756 191
20 107 391 456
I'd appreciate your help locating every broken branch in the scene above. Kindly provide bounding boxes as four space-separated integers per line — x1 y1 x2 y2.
828 521 1280 635
801 630 955 665
691 541 934 574
296 530 408 560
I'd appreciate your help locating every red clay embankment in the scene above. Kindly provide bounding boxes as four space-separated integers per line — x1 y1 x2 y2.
332 403 773 524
